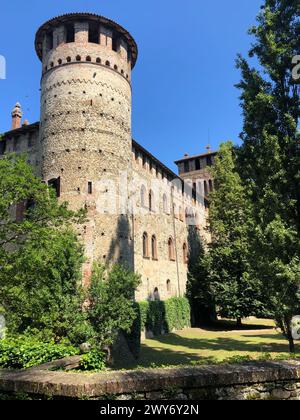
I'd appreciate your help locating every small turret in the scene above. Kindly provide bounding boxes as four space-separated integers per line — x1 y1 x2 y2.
11 102 23 130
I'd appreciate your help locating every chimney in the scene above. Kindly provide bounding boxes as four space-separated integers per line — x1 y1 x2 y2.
11 102 22 130
22 119 29 126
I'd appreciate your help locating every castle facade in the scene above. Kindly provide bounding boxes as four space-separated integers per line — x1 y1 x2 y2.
1 13 215 301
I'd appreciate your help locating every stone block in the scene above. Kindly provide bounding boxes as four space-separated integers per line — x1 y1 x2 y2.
271 389 291 400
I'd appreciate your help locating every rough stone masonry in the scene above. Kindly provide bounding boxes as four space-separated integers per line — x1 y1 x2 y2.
1 359 300 400
1 12 216 301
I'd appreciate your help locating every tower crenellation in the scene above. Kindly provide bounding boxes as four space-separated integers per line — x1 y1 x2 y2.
35 13 137 82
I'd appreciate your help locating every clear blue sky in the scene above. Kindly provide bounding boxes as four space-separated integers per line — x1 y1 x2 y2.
0 0 263 172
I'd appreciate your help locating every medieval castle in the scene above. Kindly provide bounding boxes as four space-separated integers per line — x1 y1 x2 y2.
1 13 216 301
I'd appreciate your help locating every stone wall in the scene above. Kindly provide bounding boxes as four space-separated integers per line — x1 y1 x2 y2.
1 124 41 176
1 118 207 300
1 360 300 400
39 16 135 286
131 144 206 301
0 12 210 301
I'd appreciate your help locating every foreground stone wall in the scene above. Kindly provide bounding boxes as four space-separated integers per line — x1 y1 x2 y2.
1 360 300 400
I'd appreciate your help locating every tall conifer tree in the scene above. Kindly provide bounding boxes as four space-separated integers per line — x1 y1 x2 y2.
236 0 300 351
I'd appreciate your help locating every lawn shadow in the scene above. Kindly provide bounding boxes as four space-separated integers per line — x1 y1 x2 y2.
203 319 275 332
126 330 299 369
126 345 219 368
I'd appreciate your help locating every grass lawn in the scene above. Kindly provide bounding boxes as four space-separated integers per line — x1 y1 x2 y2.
132 318 300 368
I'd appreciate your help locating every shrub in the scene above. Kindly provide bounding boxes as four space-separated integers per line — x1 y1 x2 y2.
87 264 141 350
148 301 165 335
138 301 149 332
0 336 77 369
134 297 191 337
79 350 106 371
124 302 142 359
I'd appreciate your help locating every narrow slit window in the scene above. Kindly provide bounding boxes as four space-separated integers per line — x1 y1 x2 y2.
192 182 197 200
88 182 93 194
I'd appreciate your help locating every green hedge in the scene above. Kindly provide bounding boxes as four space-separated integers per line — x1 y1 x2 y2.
0 336 77 369
126 297 191 359
138 296 191 335
164 297 191 332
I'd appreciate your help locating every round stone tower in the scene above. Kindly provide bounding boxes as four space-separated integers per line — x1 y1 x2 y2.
35 13 138 282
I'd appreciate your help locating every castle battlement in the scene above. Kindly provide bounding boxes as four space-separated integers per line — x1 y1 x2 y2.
35 13 138 82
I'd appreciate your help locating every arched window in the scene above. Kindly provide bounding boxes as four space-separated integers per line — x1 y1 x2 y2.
153 287 160 301
66 56 71 63
183 243 188 264
86 56 92 62
106 60 110 67
141 185 146 208
168 237 175 261
48 177 61 198
143 232 149 258
96 57 101 64
76 55 81 61
151 235 157 260
149 190 154 212
166 280 171 293
163 194 168 214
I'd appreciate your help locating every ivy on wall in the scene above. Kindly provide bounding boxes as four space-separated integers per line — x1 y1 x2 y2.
126 297 191 359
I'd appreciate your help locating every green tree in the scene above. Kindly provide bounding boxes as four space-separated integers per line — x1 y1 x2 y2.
0 154 87 343
186 227 216 326
208 142 264 326
236 0 300 351
0 154 84 252
87 264 141 351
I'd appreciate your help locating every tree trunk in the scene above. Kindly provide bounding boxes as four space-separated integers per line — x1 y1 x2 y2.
284 316 295 354
288 336 295 354
237 318 242 328
287 331 295 354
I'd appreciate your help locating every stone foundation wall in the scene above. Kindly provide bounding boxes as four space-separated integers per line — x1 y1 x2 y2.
1 360 300 400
